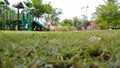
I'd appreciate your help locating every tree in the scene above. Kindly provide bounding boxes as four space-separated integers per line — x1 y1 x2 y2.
80 15 88 29
31 0 63 25
31 0 53 18
72 17 81 27
61 19 72 26
93 0 120 29
42 8 62 25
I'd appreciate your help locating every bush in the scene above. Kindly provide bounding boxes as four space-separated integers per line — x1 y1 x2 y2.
56 26 76 31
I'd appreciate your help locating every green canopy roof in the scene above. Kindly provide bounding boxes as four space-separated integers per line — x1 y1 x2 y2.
23 1 31 7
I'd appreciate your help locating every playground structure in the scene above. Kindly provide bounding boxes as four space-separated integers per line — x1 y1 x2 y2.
0 0 51 31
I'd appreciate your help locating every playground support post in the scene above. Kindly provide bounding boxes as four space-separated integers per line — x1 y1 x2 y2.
17 8 20 21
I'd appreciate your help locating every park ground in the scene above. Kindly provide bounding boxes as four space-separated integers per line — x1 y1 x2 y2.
0 30 120 68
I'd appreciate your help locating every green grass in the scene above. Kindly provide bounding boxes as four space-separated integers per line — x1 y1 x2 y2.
0 30 120 68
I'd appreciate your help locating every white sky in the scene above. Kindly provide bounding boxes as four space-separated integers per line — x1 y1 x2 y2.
8 0 105 21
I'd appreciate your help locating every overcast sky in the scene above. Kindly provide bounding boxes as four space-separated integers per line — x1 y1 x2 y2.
8 0 105 21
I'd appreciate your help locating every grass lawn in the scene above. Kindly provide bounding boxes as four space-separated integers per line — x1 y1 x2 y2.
0 30 120 68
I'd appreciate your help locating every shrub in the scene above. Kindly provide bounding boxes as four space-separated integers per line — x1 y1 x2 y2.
56 26 76 31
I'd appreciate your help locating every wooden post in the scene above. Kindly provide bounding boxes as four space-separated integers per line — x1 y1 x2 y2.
17 8 19 20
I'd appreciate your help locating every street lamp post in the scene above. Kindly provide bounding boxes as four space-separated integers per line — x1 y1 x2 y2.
81 6 89 21
81 6 89 29
86 6 89 21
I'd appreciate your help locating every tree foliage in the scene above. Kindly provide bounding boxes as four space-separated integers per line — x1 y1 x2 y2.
61 19 72 26
31 0 53 18
42 8 62 25
94 0 120 29
72 17 81 27
31 0 62 24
